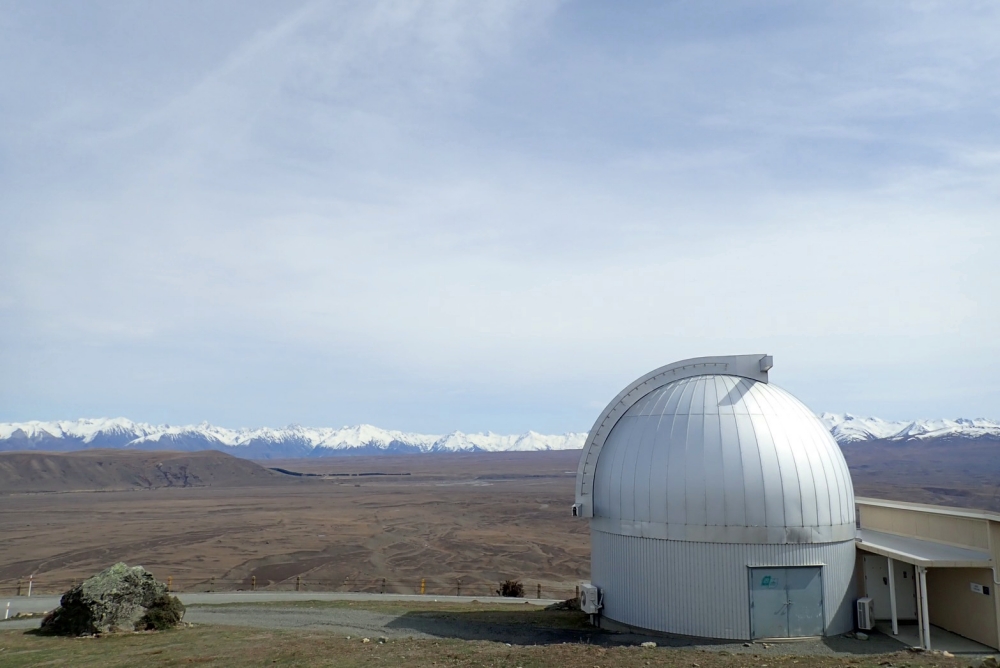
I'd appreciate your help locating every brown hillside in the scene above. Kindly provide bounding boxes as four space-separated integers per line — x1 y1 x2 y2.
0 449 289 493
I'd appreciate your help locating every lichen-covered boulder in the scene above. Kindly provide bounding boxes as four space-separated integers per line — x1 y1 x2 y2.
40 562 184 635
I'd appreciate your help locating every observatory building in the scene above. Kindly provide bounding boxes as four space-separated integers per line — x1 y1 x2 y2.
573 354 857 640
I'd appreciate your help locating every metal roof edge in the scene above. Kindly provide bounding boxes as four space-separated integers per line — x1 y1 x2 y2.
575 354 771 517
856 496 1000 524
855 528 994 568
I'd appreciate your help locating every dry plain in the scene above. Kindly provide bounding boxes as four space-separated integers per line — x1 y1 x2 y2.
3 443 998 601
0 451 589 598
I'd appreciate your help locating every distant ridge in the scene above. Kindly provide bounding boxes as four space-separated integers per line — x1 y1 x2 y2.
0 414 996 459
0 449 283 493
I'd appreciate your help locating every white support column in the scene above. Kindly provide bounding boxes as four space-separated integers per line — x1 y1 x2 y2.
887 557 899 636
918 566 931 650
915 565 925 649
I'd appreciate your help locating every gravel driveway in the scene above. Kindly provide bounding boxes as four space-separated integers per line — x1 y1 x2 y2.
180 604 911 656
0 592 926 657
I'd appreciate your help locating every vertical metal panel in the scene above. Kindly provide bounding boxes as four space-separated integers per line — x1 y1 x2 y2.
620 414 641 521
632 401 658 523
720 411 750 526
604 415 632 518
647 414 674 525
589 374 855 542
591 530 856 640
665 412 689 525
702 407 726 526
685 409 707 526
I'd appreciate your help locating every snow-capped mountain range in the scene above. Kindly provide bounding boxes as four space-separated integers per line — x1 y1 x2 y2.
818 413 1000 444
0 418 587 459
0 414 997 459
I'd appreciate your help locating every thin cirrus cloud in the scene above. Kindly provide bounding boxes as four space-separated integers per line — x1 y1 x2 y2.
0 1 997 433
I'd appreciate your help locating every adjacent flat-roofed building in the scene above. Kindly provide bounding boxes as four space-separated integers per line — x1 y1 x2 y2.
574 355 857 640
856 497 1000 650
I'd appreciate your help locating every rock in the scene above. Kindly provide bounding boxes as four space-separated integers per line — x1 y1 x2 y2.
362 638 371 644
39 563 183 636
981 657 999 668
855 632 868 640
377 636 388 644
640 641 657 648
940 650 954 658
743 642 752 647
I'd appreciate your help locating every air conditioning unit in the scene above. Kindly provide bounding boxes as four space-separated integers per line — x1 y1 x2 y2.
580 583 602 614
856 597 874 631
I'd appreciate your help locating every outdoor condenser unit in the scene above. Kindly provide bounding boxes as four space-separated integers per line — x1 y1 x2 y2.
856 597 874 631
580 583 602 614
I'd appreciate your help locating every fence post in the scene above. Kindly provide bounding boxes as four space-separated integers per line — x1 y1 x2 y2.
575 585 580 601
457 579 461 597
209 577 214 592
27 575 33 597
381 578 386 594
537 583 541 599
167 576 172 593
17 579 22 596
251 576 256 591
296 576 301 592
420 578 426 595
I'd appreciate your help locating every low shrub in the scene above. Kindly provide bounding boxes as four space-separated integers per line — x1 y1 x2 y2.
497 579 524 598
136 594 186 631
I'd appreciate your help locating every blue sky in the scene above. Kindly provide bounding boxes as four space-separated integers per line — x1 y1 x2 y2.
1 1 998 433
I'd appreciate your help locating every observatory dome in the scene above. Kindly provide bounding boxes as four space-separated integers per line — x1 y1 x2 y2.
591 373 855 544
575 355 857 640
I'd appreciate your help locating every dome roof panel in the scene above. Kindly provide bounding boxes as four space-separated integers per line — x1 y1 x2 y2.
590 374 855 544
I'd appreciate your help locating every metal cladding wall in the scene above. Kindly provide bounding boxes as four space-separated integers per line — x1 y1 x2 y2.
591 530 857 640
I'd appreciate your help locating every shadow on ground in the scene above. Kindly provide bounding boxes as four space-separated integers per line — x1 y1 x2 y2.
386 609 909 655
385 609 610 645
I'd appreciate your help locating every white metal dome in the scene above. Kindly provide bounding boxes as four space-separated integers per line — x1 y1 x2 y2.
576 355 858 640
592 373 854 544
576 355 855 544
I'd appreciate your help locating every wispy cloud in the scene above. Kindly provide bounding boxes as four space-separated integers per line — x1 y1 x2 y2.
1 1 998 431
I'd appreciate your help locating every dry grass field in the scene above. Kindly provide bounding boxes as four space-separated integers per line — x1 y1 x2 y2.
0 600 977 667
0 451 588 598
3 443 998 601
842 437 1000 512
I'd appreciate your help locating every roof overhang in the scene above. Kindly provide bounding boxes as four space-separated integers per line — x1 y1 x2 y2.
856 529 993 568
574 354 772 518
856 496 1000 524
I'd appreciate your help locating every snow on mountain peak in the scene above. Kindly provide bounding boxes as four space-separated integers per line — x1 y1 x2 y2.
1 414 997 457
0 418 586 455
819 413 1000 443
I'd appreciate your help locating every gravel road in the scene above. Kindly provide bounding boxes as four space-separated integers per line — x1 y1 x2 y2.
0 591 921 657
0 592 556 632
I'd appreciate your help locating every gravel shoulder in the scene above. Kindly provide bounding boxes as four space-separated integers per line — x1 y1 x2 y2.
3 596 994 662
185 600 913 657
